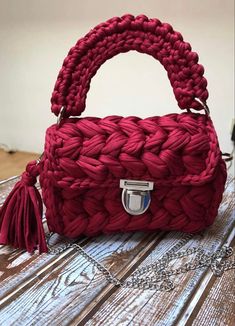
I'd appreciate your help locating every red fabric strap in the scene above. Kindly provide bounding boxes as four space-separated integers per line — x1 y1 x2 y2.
51 14 208 117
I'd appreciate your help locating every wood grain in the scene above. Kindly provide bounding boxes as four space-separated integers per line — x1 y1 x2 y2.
177 231 235 326
191 249 235 326
0 232 163 326
72 177 235 326
0 149 39 180
0 234 87 299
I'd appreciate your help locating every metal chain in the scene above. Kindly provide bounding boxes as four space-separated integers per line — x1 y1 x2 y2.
46 233 235 291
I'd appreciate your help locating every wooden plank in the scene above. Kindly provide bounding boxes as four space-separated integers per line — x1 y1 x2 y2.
0 231 164 326
176 230 235 326
0 233 87 299
65 231 188 326
191 246 235 326
73 177 234 326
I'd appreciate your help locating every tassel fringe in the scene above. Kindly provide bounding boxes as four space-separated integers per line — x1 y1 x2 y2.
0 160 47 253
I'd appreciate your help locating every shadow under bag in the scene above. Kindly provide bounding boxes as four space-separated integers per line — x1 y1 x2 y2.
0 14 227 253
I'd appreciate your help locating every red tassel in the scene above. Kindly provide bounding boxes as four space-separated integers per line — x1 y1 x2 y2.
0 160 48 253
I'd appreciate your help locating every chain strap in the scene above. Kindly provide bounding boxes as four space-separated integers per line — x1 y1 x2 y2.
46 233 235 291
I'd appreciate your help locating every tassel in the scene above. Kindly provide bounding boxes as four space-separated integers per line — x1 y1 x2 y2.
0 160 48 253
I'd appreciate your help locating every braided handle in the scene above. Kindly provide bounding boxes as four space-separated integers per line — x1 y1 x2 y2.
51 14 209 117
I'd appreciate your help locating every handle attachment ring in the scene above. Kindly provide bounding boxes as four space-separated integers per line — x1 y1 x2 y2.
57 107 66 126
194 98 210 115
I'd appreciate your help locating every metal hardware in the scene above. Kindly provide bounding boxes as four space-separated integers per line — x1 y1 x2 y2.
194 97 210 115
57 107 66 125
120 179 154 215
36 152 44 165
46 232 235 291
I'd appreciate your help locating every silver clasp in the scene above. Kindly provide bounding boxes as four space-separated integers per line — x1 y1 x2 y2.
120 179 154 215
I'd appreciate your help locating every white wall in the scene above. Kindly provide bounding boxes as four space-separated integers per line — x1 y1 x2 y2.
0 0 234 155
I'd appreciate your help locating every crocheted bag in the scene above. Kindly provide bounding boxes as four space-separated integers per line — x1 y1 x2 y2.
0 14 227 253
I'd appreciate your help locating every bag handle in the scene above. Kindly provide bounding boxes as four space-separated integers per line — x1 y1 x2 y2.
51 14 209 118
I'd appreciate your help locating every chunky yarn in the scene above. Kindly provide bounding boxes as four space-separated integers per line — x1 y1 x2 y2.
40 15 226 239
0 15 226 254
40 113 226 239
51 14 208 117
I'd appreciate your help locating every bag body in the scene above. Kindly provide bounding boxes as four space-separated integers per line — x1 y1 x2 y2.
40 113 226 238
0 14 227 253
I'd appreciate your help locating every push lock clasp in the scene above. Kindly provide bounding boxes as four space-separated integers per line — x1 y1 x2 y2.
120 179 154 215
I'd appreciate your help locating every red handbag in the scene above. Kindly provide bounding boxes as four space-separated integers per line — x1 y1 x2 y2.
0 14 227 254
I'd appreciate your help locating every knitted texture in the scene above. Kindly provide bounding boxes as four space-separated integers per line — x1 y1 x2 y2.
0 15 226 254
39 113 226 238
51 14 208 117
38 14 226 239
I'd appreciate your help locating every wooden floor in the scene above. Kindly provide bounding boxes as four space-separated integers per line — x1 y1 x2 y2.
0 174 234 325
0 149 39 180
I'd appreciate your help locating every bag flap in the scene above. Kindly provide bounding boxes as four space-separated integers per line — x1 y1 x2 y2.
43 113 221 190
